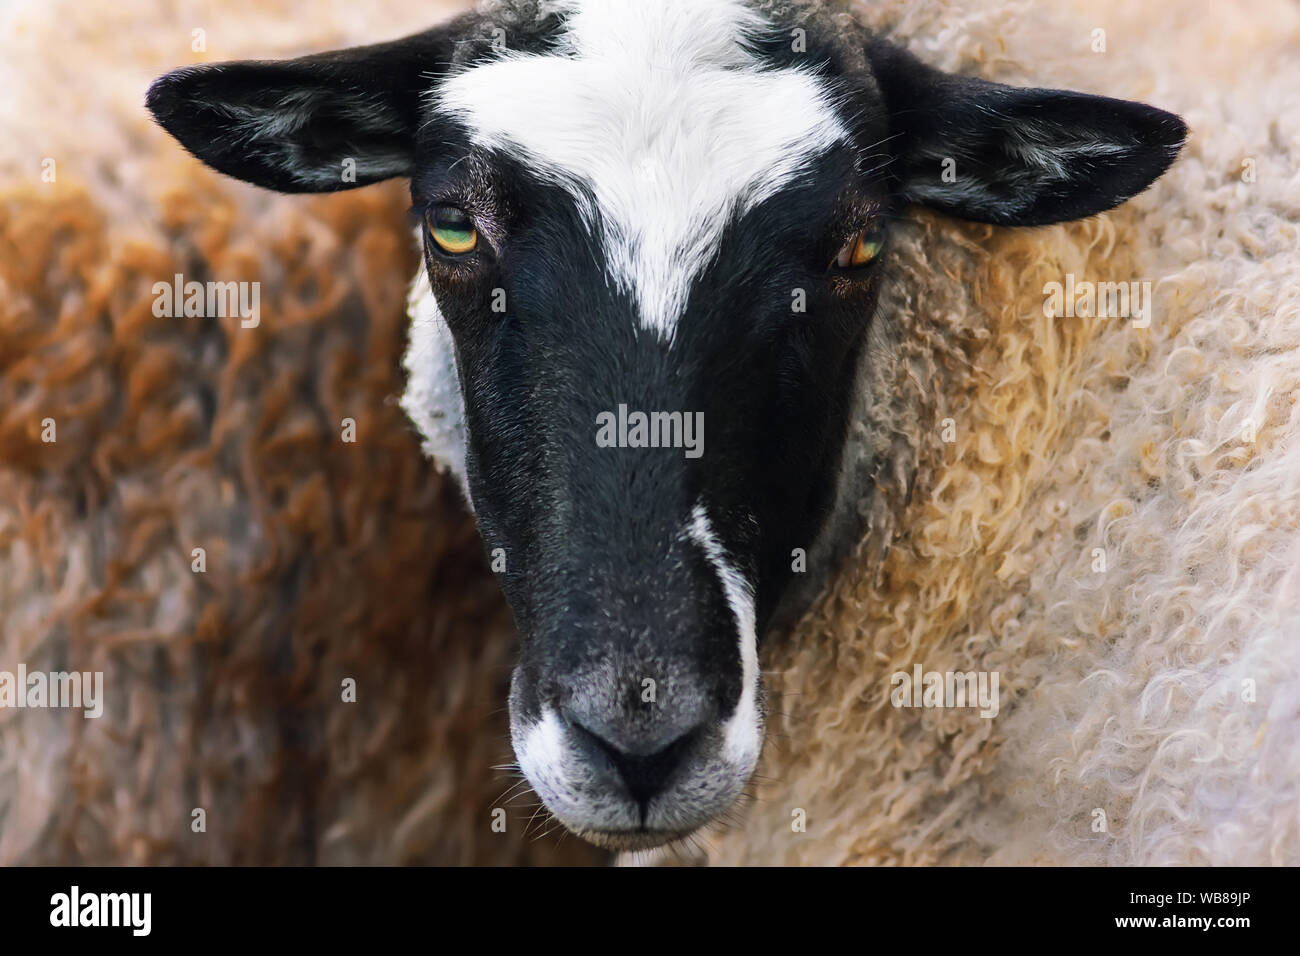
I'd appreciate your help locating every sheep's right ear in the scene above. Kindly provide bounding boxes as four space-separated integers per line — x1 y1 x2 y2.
146 17 476 192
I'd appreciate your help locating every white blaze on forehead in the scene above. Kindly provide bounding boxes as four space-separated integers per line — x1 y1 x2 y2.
437 0 847 341
687 502 761 767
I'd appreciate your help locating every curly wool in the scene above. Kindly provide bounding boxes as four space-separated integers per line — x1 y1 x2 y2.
668 0 1300 866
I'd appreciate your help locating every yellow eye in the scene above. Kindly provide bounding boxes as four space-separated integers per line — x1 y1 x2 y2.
834 226 883 270
427 205 478 255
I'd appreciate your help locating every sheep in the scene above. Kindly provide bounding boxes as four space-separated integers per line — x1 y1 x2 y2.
141 0 1256 859
4 0 1295 867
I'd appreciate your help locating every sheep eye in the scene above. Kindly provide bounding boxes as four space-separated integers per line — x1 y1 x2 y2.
426 205 478 256
833 226 884 270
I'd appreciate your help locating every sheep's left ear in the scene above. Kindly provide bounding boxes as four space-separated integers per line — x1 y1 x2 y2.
146 15 479 192
865 40 1188 226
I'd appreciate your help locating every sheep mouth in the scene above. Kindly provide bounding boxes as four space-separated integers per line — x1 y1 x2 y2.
574 827 698 852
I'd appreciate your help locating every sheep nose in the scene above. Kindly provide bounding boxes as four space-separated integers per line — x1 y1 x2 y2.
563 703 705 806
568 716 702 806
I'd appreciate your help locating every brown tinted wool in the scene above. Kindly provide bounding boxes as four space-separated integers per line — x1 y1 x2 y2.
0 0 599 863
0 174 601 864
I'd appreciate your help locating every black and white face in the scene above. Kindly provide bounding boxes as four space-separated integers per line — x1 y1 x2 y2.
148 0 1185 850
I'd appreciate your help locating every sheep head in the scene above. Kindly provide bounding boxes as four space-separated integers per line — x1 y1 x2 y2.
147 0 1185 851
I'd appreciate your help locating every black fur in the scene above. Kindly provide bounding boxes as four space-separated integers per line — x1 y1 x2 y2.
864 39 1187 225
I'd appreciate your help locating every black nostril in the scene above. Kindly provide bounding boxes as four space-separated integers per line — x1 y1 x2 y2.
569 720 700 807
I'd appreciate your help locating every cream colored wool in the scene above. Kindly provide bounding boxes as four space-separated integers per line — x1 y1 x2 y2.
656 0 1300 866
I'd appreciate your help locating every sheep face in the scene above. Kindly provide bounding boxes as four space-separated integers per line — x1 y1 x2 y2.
147 0 1185 850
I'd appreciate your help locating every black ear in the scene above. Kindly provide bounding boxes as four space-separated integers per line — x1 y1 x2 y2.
865 40 1188 226
146 17 475 192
